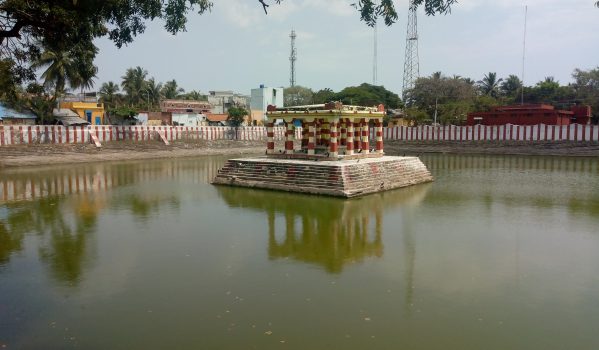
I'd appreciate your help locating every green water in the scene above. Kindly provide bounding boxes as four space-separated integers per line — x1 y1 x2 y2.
1 154 598 350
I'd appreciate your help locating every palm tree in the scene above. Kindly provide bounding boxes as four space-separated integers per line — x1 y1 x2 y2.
145 78 163 109
99 81 120 108
161 79 185 99
121 66 148 106
31 47 79 101
478 72 503 97
500 75 522 98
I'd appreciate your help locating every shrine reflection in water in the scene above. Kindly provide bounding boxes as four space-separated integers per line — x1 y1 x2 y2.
0 154 598 350
217 184 429 273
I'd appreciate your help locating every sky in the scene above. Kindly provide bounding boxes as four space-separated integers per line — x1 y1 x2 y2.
93 0 599 97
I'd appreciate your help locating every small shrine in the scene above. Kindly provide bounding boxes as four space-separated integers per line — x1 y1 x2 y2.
213 103 433 198
264 102 386 159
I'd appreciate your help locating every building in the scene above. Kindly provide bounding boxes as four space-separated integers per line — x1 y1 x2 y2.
136 112 173 126
160 99 211 114
250 85 284 125
467 104 592 126
159 99 211 126
208 91 250 114
206 113 228 126
59 101 105 125
0 104 37 125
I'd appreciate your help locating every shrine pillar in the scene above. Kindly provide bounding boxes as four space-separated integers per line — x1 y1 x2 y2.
362 120 370 154
267 122 275 154
346 119 355 156
354 120 361 152
307 120 316 155
285 120 294 154
329 119 339 158
375 118 384 154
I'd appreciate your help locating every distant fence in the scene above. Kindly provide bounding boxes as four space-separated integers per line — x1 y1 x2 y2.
382 124 599 142
0 124 597 146
0 125 292 146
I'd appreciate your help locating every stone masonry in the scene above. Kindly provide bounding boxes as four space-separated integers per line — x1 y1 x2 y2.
212 156 433 198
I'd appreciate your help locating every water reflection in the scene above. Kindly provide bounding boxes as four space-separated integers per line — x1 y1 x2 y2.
0 158 221 283
217 184 430 273
422 154 599 217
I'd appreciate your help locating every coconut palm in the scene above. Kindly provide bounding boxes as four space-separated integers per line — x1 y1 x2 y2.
31 47 79 101
161 79 185 99
500 75 522 98
121 66 148 106
478 72 503 98
145 78 163 108
99 81 120 108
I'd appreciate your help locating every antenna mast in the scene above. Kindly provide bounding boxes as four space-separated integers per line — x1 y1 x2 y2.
373 23 378 85
290 29 297 87
521 6 528 105
402 0 420 103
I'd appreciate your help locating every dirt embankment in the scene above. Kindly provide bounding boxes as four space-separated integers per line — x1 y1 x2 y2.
0 140 271 168
384 141 599 157
0 140 597 168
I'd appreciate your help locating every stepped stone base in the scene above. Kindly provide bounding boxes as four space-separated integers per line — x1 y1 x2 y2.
212 156 433 198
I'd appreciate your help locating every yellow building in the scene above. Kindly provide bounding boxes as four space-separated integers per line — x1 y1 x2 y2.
60 101 105 125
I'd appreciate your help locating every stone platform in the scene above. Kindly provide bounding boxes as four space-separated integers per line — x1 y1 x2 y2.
212 156 433 198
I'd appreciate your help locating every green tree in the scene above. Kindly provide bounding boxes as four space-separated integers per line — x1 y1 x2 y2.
284 86 314 106
121 66 148 107
31 46 79 101
99 81 121 109
500 75 522 99
336 83 402 109
24 83 54 124
161 79 185 99
181 90 206 101
227 106 248 127
312 88 336 104
145 78 163 108
478 72 503 98
572 67 599 123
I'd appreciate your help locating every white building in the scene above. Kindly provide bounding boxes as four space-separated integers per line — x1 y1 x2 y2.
208 91 250 114
250 85 284 125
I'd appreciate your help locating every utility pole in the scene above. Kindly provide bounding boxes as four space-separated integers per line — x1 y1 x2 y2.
402 0 419 104
290 29 297 87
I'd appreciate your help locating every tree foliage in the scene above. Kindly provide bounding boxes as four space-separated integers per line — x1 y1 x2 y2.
227 106 248 127
335 83 402 108
284 86 313 106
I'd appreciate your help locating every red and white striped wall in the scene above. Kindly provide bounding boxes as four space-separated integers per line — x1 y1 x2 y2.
379 124 599 142
1 124 597 146
0 125 294 146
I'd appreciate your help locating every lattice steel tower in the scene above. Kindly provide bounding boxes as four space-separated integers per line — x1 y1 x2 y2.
289 29 297 87
402 1 419 102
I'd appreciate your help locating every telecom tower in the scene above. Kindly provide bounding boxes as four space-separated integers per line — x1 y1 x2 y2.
289 29 297 87
373 23 378 85
402 1 419 102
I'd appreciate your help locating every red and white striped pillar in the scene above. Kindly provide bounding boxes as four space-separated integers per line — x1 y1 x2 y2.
329 119 339 158
346 119 355 156
375 118 384 154
301 121 309 149
361 120 370 154
266 122 275 154
354 120 361 152
315 120 322 146
285 120 294 154
308 121 316 155
322 121 330 147
340 119 347 148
